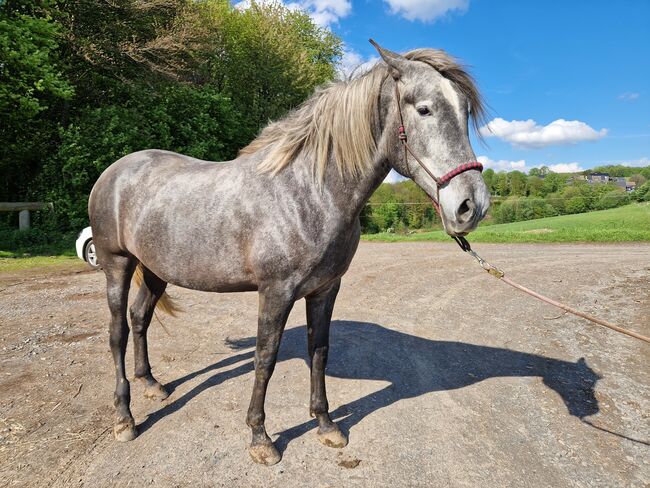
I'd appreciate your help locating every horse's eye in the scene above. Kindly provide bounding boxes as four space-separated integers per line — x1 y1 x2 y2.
416 106 431 116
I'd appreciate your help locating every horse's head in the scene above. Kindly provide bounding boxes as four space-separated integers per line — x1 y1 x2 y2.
372 41 490 236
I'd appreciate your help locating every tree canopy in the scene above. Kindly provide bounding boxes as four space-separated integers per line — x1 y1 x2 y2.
1 0 341 229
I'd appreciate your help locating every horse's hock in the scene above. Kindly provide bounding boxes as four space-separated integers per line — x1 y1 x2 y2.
0 202 53 230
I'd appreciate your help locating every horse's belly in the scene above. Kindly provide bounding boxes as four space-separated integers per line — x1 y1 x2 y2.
135 239 257 293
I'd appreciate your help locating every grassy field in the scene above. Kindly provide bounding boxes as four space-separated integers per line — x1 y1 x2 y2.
0 254 80 272
363 203 650 243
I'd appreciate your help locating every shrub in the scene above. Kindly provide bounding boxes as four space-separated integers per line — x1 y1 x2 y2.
565 196 589 214
593 190 629 210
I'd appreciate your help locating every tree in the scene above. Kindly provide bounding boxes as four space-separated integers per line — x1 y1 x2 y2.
509 171 527 196
630 174 646 186
0 0 73 201
526 175 544 196
482 168 496 194
27 0 343 230
495 172 509 196
540 172 568 196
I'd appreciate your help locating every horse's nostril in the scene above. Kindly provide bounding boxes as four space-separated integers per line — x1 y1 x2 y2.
456 198 476 224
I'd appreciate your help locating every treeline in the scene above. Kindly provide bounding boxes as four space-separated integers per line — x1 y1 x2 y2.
492 180 649 224
1 0 341 232
484 166 650 223
482 166 650 198
362 166 650 233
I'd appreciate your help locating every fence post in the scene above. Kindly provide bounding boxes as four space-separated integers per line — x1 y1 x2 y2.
18 210 31 230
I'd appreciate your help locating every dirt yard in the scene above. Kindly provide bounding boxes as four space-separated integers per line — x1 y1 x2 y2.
1 242 648 487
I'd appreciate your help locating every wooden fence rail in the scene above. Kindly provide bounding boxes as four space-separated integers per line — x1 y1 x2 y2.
0 202 53 230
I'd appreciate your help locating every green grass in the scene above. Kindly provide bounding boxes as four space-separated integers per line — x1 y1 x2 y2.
0 228 80 272
362 203 650 243
0 254 80 272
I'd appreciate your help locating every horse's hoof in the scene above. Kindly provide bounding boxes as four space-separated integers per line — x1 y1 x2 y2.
113 418 137 442
143 382 169 401
317 426 348 448
249 441 281 465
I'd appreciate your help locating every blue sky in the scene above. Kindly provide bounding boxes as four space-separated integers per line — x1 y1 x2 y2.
241 0 650 174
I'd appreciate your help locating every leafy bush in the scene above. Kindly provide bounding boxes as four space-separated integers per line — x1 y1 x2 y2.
565 196 589 214
593 190 629 210
492 197 559 224
634 182 650 202
0 223 77 256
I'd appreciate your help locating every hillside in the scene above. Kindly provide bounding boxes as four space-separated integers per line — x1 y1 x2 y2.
362 203 650 243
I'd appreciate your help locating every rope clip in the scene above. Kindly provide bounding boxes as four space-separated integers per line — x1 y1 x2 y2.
468 249 505 279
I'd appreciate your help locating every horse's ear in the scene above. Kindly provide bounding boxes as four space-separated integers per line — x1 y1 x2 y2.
369 39 408 80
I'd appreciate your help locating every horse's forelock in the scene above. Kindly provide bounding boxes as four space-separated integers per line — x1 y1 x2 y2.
404 48 487 134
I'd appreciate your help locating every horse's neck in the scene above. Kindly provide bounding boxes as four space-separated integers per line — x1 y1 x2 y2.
310 155 391 224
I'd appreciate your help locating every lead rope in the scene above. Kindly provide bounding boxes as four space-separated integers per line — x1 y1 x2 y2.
454 236 650 344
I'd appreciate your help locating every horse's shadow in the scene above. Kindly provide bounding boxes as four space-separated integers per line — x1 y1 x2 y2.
139 320 601 453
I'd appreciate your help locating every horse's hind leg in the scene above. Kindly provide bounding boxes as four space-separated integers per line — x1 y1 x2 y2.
306 279 347 448
246 288 294 465
130 265 169 401
103 253 138 441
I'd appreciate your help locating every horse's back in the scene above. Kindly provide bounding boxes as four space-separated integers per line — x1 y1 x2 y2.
88 149 252 281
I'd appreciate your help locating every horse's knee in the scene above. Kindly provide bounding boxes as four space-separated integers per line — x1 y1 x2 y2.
113 378 130 405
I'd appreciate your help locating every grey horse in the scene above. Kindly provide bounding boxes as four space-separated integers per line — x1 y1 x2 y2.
88 41 491 465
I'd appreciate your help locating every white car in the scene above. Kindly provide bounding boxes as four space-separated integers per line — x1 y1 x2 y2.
76 226 100 269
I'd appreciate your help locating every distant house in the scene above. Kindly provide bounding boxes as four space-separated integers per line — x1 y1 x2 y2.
584 172 636 191
586 172 610 183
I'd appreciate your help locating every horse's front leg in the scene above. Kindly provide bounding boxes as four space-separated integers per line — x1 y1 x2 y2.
306 279 347 448
246 287 294 465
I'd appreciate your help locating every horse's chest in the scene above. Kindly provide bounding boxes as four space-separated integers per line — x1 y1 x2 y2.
291 223 361 294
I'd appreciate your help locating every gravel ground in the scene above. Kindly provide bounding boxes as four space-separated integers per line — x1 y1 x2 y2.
0 242 648 487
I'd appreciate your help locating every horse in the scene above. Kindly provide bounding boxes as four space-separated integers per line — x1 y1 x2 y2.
88 40 491 465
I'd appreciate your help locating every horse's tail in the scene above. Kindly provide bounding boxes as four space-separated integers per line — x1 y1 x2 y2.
133 262 181 317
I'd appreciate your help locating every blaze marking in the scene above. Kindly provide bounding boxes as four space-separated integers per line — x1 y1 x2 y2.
439 77 462 120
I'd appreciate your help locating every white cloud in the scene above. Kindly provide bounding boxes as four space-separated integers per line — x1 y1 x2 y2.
235 0 350 26
477 156 584 174
337 48 378 79
479 117 607 149
384 0 468 22
546 162 584 173
477 155 527 172
617 92 640 101
385 169 407 183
